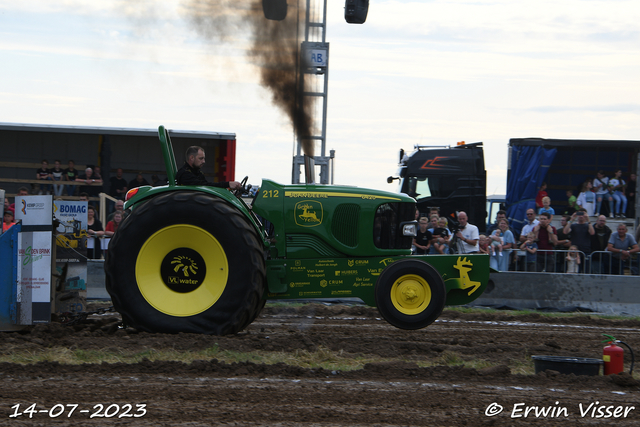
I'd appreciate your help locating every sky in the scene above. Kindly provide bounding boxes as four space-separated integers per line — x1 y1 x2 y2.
1 0 639 196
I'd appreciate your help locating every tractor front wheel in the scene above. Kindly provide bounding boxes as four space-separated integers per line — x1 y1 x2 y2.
375 259 446 330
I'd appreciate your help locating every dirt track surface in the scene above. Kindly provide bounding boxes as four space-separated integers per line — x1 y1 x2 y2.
2 304 640 426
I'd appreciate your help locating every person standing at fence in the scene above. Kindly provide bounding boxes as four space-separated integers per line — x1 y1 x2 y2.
104 211 123 238
107 199 129 223
590 215 612 274
86 205 104 260
487 210 507 236
431 217 451 254
490 219 515 271
516 209 539 270
478 235 489 254
454 211 479 254
565 245 581 274
562 208 594 273
519 209 539 245
533 212 558 272
555 215 572 272
413 217 432 255
523 232 538 272
606 224 639 275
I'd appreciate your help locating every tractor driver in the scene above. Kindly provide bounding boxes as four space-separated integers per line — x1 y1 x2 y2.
176 146 241 190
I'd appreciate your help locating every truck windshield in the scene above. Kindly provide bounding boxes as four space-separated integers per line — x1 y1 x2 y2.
404 176 461 200
403 177 432 199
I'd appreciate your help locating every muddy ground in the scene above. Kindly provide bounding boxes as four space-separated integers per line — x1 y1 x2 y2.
2 304 640 426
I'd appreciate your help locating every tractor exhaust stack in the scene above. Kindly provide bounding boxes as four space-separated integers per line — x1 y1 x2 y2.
304 155 315 184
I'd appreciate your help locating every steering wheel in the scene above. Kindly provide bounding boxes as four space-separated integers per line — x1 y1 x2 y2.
234 176 249 197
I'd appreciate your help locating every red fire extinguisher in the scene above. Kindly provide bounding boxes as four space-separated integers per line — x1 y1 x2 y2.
602 334 635 375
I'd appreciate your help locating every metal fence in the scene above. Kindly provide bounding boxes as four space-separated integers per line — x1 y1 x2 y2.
510 249 639 275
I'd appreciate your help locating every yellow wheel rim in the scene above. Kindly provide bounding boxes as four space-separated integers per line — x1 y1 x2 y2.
136 224 228 317
390 274 432 315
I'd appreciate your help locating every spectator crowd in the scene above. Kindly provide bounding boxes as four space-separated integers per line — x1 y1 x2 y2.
411 169 639 276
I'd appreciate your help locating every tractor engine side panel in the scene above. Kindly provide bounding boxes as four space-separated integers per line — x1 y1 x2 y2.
253 180 416 259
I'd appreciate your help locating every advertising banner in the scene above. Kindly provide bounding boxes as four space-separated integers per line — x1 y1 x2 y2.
14 196 53 324
16 231 52 323
53 200 88 314
15 195 52 227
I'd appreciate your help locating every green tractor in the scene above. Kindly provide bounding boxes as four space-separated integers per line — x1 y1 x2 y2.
105 126 490 335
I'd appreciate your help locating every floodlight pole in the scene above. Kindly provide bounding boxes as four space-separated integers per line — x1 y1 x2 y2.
292 0 333 184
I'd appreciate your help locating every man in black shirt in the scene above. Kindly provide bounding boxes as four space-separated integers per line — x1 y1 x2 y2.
176 146 241 190
562 208 594 273
109 168 128 200
590 214 612 273
35 160 52 194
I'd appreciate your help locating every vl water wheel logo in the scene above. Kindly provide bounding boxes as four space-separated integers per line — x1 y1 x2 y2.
172 256 198 277
160 248 207 293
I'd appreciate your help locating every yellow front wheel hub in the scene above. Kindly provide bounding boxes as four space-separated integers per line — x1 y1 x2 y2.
391 274 432 315
136 224 228 317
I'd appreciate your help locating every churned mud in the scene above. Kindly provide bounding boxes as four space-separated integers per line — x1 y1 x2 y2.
1 304 640 426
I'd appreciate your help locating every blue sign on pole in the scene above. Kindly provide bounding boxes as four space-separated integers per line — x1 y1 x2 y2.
308 50 327 67
302 42 329 68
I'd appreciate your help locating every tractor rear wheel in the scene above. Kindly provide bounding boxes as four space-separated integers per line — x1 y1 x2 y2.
105 191 266 335
374 259 446 330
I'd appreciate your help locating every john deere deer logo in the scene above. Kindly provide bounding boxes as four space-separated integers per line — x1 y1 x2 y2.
445 256 481 296
295 201 323 227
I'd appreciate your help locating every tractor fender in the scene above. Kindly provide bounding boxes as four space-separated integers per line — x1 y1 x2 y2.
124 185 267 247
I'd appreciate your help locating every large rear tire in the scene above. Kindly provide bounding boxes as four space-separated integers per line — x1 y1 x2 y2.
105 192 266 335
374 259 446 330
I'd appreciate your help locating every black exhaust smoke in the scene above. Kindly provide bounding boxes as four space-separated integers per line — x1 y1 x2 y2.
183 0 315 157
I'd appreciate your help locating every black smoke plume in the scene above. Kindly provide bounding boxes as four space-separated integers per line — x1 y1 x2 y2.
183 0 315 156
